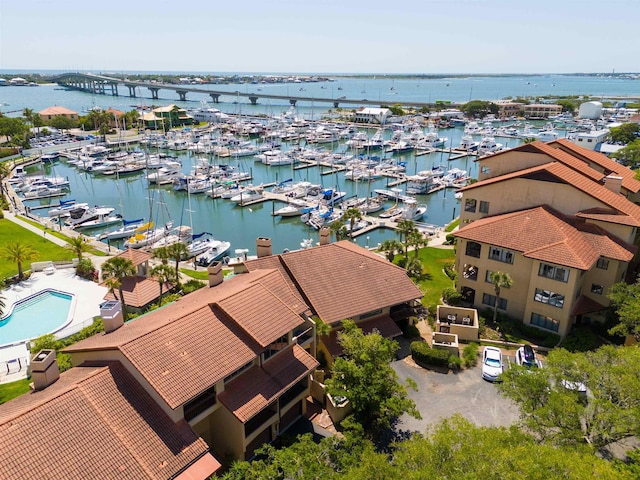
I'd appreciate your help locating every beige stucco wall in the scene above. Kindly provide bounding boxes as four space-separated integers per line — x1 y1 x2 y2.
477 151 551 181
204 403 246 460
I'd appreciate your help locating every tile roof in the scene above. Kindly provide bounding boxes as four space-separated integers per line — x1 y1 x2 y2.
217 283 305 348
459 161 640 226
0 363 218 479
575 208 638 227
322 315 403 358
245 241 423 325
38 106 78 115
66 270 308 409
103 275 173 308
571 295 607 316
218 345 319 422
115 248 152 266
548 138 640 193
454 205 635 269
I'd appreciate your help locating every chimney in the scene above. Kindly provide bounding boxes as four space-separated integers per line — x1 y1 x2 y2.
319 226 331 245
208 261 223 287
31 349 59 390
604 175 623 194
256 237 272 258
100 300 123 333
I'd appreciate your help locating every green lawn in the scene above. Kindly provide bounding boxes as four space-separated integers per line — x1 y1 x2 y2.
0 377 31 404
403 246 456 308
0 218 74 280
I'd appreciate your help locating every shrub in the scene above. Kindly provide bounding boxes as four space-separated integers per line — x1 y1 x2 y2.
462 342 479 368
443 262 457 280
182 279 205 294
442 287 462 306
448 355 462 370
403 323 421 339
560 326 598 352
411 341 450 368
75 258 96 280
444 234 457 245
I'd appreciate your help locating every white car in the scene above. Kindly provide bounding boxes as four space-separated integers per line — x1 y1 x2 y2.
482 346 504 382
515 345 542 369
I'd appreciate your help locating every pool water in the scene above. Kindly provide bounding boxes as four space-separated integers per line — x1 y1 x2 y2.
0 290 73 346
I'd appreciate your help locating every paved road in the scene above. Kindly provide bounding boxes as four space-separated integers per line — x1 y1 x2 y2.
392 355 520 434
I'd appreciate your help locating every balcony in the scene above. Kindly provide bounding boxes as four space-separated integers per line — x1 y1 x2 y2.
436 305 479 342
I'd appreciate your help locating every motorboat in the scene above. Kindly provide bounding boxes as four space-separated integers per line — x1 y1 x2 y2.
457 134 479 151
73 212 123 230
273 200 308 217
406 171 437 195
192 236 232 265
184 232 219 259
230 185 264 204
48 200 88 217
477 137 504 156
399 199 427 221
22 185 66 199
65 205 119 229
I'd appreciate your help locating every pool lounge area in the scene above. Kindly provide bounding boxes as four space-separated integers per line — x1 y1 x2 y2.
0 268 108 383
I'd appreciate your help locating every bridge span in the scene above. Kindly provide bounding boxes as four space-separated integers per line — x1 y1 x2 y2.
52 72 441 109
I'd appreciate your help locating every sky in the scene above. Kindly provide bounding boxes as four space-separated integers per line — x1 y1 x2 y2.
1 0 638 74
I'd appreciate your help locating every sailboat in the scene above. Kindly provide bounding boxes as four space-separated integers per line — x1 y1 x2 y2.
99 218 147 241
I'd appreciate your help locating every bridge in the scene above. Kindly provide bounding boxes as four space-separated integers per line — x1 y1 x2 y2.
52 72 440 109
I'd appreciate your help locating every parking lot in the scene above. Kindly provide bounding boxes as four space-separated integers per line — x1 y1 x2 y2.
392 354 521 433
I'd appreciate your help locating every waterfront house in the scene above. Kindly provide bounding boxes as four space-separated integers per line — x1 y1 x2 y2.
522 103 562 119
144 104 193 129
454 139 640 338
353 107 391 125
38 105 79 122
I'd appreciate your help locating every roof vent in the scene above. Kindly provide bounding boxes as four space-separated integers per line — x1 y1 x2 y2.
319 226 330 245
208 261 223 288
604 175 623 194
256 237 272 258
31 349 60 390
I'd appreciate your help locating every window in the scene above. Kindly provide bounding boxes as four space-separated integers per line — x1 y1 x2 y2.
530 312 559 332
263 334 289 361
489 247 514 264
485 270 511 287
596 258 609 270
534 288 564 308
538 263 569 282
463 264 478 281
482 293 507 310
481 166 490 175
465 198 477 213
479 201 490 214
591 284 604 295
465 241 481 258
184 385 216 421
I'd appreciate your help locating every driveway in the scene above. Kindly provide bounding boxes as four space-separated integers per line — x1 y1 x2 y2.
392 355 521 434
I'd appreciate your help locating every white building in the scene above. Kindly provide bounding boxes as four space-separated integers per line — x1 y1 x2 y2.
353 107 391 125
578 101 603 120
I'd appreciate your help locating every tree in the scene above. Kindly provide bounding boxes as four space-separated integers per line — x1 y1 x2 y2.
556 99 577 114
461 100 499 119
325 320 420 436
0 162 11 204
101 256 136 321
342 207 362 237
608 122 640 145
607 279 640 341
166 242 189 284
150 263 176 306
499 345 640 449
153 246 171 265
0 116 29 146
1 241 38 280
66 235 92 262
396 219 418 256
378 239 404 263
407 229 428 259
612 139 640 167
329 218 348 242
488 271 512 322
48 115 76 133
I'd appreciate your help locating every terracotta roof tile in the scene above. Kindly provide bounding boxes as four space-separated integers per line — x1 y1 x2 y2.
217 283 305 348
322 315 403 358
0 363 218 479
455 205 635 269
103 275 173 308
38 106 78 115
114 248 152 266
459 161 640 226
575 208 638 227
247 242 423 325
571 295 607 316
218 345 318 422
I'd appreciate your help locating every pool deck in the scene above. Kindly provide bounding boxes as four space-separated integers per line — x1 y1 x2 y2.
0 268 108 384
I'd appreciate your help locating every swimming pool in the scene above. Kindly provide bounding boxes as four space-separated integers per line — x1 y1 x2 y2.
0 289 74 346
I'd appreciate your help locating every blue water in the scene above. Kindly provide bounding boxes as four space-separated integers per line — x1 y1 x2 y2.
0 290 73 345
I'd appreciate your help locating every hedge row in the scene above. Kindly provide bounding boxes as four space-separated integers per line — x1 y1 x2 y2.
410 341 450 368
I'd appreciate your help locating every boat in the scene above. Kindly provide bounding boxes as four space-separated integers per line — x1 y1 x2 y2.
65 205 119 229
126 222 173 249
477 137 504 156
230 185 264 204
406 171 437 195
41 152 60 163
146 164 182 185
273 200 308 217
99 218 147 241
457 134 479 151
399 199 427 221
150 225 192 250
184 232 219 259
374 188 416 203
22 185 66 199
73 212 123 230
196 239 232 266
48 200 88 217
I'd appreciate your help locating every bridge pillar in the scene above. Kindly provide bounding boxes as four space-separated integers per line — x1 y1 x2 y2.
128 85 137 97
177 90 187 101
248 96 258 105
289 99 297 106
109 82 118 96
334 102 339 108
149 87 159 100
209 93 220 103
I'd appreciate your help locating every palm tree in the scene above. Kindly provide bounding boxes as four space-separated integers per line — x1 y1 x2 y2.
329 219 347 242
342 207 362 237
66 235 92 262
488 271 513 323
396 219 418 256
1 241 38 280
101 257 136 321
407 230 429 259
153 246 170 265
378 239 404 263
150 263 176 306
166 242 189 284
